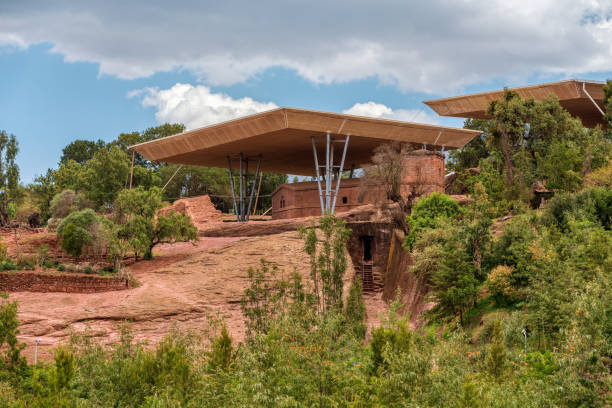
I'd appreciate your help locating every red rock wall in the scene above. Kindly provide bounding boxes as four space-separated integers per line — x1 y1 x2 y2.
400 149 445 199
160 195 223 228
383 229 432 326
0 271 129 293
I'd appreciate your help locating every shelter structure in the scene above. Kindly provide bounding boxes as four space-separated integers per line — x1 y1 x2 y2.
131 108 481 221
424 79 607 128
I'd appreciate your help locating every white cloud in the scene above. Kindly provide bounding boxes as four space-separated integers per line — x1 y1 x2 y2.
131 83 278 130
4 1 611 93
343 102 439 125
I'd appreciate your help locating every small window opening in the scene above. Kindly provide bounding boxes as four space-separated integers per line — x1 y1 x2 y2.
342 196 348 204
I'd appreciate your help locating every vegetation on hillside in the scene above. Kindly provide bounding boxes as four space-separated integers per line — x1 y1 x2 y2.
0 86 609 406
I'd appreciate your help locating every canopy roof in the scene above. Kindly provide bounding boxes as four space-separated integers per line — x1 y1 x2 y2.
424 79 606 128
130 107 481 176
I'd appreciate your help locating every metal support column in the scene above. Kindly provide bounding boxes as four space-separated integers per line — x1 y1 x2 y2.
227 156 239 221
325 132 332 211
239 153 244 221
312 136 325 214
331 135 350 213
246 157 261 221
311 133 351 216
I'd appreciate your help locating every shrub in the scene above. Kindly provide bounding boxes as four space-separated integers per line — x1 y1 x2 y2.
60 222 91 260
50 189 95 219
486 265 517 305
584 160 612 188
485 319 507 380
404 192 462 250
36 243 49 267
207 325 233 372
545 187 612 231
57 209 111 260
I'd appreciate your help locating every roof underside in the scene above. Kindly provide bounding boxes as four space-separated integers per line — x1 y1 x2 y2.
131 108 481 176
424 80 606 128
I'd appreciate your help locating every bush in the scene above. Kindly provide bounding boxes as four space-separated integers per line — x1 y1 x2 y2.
584 160 612 188
50 189 95 219
404 192 462 250
545 187 612 231
60 222 92 260
57 209 112 260
486 265 517 305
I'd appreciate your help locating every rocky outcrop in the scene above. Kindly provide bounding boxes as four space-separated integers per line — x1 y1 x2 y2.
160 195 223 229
383 229 432 326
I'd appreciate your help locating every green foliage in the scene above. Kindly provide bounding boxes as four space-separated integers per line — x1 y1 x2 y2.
298 214 351 314
604 79 612 128
0 293 26 374
545 187 612 231
56 209 110 260
52 345 75 393
485 319 507 379
49 189 94 219
345 278 367 339
454 90 612 203
240 259 290 336
60 139 106 165
31 168 57 222
447 118 490 171
59 222 91 259
404 192 462 250
82 146 130 207
207 325 233 372
585 159 612 187
409 189 493 324
370 312 415 373
0 130 20 226
114 187 197 260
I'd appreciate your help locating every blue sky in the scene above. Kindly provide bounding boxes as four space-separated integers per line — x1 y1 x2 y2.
1 1 611 183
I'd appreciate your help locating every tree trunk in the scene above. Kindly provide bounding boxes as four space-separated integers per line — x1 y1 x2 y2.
144 245 154 260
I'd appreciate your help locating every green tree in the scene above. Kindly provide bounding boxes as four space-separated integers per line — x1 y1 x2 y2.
604 79 612 128
0 293 26 373
54 159 84 191
448 118 490 172
30 168 58 222
485 319 507 380
57 209 100 260
0 131 20 226
81 145 130 207
114 187 198 260
49 189 94 219
207 325 233 372
60 139 106 165
404 192 462 250
299 215 351 315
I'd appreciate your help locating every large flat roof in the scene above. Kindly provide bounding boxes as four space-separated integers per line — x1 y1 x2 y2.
424 79 606 128
131 107 481 176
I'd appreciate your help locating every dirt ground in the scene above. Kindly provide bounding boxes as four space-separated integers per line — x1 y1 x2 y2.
7 231 389 362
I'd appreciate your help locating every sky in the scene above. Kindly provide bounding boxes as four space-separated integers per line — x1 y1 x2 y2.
1 1 612 183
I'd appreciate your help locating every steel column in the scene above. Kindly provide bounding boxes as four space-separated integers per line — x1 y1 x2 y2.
239 153 244 221
246 157 261 221
312 136 325 214
331 135 350 213
325 132 331 211
227 156 239 221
